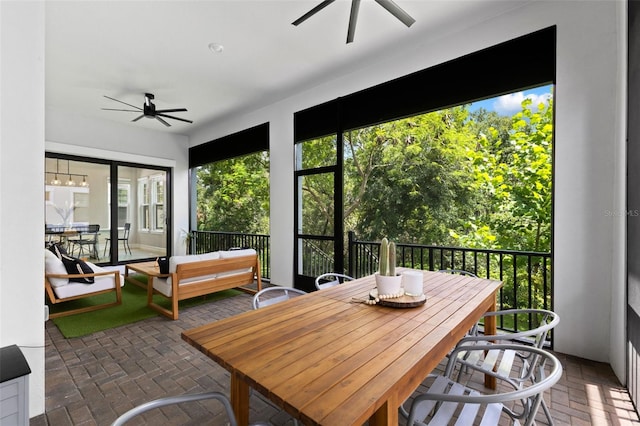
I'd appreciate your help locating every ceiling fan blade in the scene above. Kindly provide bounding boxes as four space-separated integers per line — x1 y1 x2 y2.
131 115 145 122
155 108 188 113
292 0 335 26
346 0 361 44
103 95 142 110
157 113 193 124
101 108 140 112
155 116 171 127
374 0 415 27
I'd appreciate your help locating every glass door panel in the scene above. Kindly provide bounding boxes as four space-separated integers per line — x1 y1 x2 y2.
115 166 167 262
45 158 109 263
299 173 334 236
294 135 343 291
45 154 171 265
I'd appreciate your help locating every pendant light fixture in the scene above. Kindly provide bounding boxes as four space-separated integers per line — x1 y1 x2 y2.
46 158 89 187
50 159 62 185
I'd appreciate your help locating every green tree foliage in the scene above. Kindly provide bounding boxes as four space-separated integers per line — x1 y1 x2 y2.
464 97 553 252
343 107 478 244
196 92 553 258
196 151 270 234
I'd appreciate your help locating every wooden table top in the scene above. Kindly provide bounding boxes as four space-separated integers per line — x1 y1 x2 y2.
182 270 502 426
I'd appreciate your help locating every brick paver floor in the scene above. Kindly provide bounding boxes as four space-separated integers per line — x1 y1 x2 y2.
32 290 640 425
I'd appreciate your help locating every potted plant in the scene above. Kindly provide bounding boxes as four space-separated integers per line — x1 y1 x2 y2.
375 237 403 296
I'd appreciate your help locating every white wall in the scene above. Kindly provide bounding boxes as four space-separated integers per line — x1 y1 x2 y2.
190 1 627 380
0 0 46 417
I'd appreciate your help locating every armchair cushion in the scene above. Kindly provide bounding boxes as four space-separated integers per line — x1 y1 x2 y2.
51 263 124 300
48 243 68 259
60 254 94 283
44 249 69 287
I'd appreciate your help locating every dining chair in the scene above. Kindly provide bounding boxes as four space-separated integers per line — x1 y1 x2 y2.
103 222 132 257
68 224 100 259
252 286 307 309
450 308 560 424
314 272 354 290
402 344 562 426
110 391 270 426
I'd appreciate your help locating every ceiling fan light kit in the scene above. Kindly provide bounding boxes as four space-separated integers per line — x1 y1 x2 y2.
102 93 193 127
292 0 415 44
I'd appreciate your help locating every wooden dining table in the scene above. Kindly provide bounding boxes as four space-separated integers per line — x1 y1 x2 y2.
182 270 502 426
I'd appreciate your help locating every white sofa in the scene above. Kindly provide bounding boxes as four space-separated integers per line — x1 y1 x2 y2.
45 249 124 318
149 248 262 319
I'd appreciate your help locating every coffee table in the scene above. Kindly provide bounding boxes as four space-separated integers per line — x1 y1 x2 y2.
124 261 168 290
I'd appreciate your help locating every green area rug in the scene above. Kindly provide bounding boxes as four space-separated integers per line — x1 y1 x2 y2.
50 274 241 338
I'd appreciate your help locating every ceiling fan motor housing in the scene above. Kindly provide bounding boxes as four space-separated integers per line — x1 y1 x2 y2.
144 93 156 117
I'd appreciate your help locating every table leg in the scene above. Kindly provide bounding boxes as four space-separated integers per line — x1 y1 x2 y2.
484 298 498 389
230 372 250 426
369 394 397 426
147 275 154 305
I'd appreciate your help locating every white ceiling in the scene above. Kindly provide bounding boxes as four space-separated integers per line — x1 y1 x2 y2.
45 0 526 136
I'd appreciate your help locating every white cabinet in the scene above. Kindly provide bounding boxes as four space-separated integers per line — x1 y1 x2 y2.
0 346 30 426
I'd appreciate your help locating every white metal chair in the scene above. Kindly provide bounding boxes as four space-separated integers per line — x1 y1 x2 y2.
252 286 307 309
402 344 562 426
451 308 560 424
314 272 354 290
110 391 268 426
437 269 478 277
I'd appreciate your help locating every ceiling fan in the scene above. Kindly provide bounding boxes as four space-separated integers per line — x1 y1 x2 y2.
102 93 193 127
292 0 415 44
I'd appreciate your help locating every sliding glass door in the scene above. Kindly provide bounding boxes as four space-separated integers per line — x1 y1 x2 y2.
113 166 168 261
45 153 170 264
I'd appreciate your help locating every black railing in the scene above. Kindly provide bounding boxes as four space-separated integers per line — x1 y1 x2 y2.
190 231 271 280
301 240 335 278
190 230 553 343
348 231 553 342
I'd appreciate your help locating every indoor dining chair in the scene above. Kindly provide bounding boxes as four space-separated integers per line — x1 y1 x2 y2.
402 344 562 426
68 224 100 260
314 272 354 290
104 222 132 256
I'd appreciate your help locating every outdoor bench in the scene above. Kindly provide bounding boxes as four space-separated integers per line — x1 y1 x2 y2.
149 249 262 319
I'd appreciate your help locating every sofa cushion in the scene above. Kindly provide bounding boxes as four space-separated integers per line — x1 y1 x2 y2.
168 251 220 273
45 249 69 287
217 249 257 278
219 249 256 259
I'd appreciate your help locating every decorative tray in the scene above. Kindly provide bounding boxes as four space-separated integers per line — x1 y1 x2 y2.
369 289 426 308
